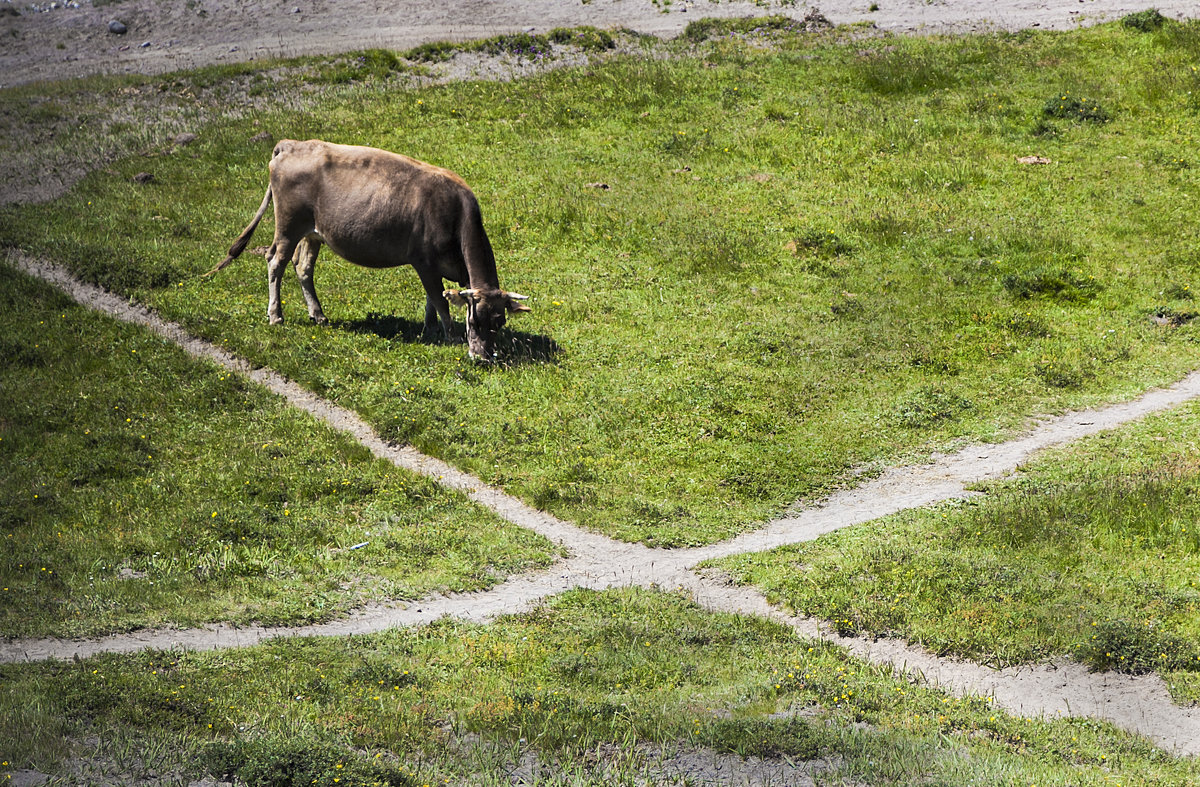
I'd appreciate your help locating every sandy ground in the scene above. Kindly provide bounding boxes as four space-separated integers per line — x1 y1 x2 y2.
2 0 1199 88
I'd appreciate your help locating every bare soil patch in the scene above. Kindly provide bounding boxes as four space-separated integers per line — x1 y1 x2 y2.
3 0 1199 89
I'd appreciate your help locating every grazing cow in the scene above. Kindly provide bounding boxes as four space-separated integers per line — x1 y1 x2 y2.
210 139 530 361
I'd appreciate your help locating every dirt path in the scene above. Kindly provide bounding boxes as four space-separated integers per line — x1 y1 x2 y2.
6 251 1200 756
2 0 1199 89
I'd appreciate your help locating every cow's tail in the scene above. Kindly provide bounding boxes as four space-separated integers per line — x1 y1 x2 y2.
205 185 273 277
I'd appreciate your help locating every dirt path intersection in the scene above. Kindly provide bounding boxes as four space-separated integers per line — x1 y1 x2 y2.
6 252 1200 756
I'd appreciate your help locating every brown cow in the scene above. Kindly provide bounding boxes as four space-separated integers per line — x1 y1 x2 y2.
210 139 530 361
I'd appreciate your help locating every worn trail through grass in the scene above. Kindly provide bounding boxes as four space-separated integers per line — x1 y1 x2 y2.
5 251 1200 755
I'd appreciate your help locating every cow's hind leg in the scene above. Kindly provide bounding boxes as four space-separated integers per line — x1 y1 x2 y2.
293 237 328 325
266 238 297 325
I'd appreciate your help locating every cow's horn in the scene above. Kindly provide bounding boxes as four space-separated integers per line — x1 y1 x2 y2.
507 292 529 300
459 288 480 298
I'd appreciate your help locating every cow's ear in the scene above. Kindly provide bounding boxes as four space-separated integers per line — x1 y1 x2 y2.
505 293 532 313
443 289 474 307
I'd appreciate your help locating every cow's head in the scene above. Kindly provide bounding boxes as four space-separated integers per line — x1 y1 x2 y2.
444 288 531 361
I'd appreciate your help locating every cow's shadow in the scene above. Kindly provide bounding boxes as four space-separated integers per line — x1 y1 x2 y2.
494 328 563 366
339 312 562 367
341 313 426 344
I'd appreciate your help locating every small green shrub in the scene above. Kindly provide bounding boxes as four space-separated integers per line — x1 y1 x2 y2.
316 49 406 84
1121 9 1168 33
409 26 616 62
680 15 801 43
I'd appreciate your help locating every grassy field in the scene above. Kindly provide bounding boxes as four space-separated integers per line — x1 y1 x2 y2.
4 13 1200 784
5 19 1200 548
4 588 1198 786
712 398 1200 705
0 265 558 638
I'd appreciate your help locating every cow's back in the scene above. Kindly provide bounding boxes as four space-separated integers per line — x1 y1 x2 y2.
268 139 477 276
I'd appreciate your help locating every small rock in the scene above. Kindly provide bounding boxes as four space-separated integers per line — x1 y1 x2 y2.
803 9 834 29
292 6 301 12
139 40 151 48
1017 155 1052 165
250 131 272 142
585 182 610 190
133 172 154 184
173 132 198 146
108 19 127 34
7 769 50 787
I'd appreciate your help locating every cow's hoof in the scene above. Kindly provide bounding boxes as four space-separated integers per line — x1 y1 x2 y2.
269 316 284 325
310 316 329 326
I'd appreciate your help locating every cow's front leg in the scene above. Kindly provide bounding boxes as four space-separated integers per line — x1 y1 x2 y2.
417 267 455 342
422 292 455 342
293 237 328 325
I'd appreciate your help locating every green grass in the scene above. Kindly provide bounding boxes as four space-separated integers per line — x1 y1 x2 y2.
3 589 1196 785
8 20 1200 547
710 400 1200 703
5 16 1200 784
0 265 558 638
